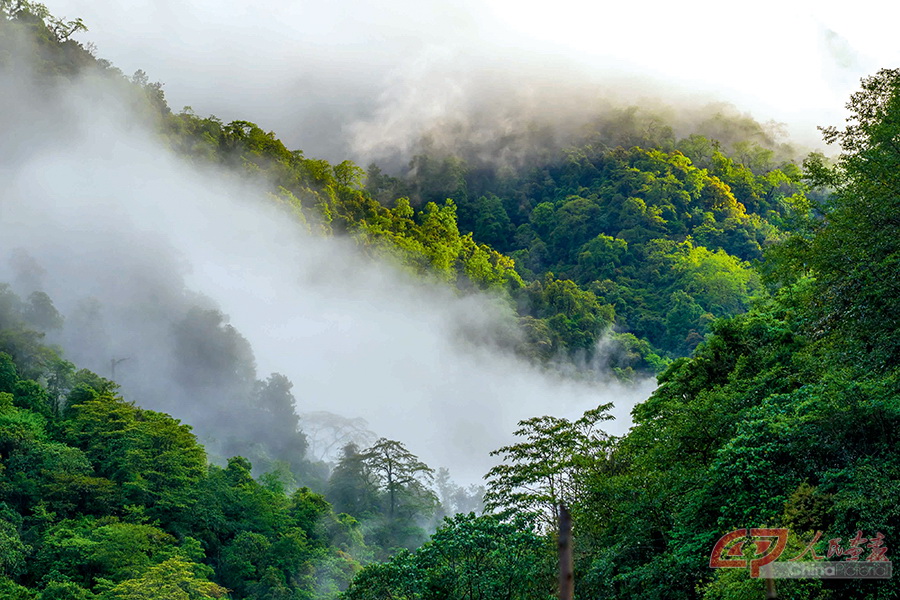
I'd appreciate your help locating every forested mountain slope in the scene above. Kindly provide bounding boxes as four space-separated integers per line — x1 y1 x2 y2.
347 69 900 600
374 139 810 358
4 3 898 600
3 0 815 377
0 284 366 599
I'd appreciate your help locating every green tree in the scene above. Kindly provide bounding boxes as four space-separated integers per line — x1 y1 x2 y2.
0 511 28 578
327 443 380 518
664 290 710 353
472 194 513 249
484 405 612 529
0 577 35 600
63 393 207 530
343 514 554 600
218 531 270 596
575 234 628 282
38 581 95 600
804 68 900 368
101 558 226 600
413 514 553 600
362 439 435 523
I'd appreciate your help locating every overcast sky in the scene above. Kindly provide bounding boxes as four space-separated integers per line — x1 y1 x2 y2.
46 0 900 162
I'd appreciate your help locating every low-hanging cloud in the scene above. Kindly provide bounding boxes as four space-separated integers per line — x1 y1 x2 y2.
0 45 653 485
44 0 900 168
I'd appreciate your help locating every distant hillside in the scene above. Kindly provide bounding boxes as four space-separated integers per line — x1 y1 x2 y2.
2 2 816 378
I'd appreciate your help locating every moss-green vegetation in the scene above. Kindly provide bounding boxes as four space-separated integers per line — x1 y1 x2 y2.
4 4 899 599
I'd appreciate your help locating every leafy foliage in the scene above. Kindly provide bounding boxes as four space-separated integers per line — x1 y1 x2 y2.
328 439 438 556
343 513 554 600
475 70 900 598
483 405 612 529
802 68 900 370
6 5 900 599
0 289 365 599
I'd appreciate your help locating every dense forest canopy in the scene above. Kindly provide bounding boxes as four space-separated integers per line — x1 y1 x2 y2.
2 3 899 600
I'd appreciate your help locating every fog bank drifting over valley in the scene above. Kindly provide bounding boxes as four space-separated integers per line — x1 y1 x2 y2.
0 58 653 484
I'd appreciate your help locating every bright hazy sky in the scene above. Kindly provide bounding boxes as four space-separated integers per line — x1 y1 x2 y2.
48 0 900 157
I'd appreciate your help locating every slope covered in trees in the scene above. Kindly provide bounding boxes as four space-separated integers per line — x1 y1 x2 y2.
3 0 814 378
0 284 366 599
367 112 812 361
0 276 493 597
164 91 813 372
155 95 814 375
4 3 899 600
348 69 900 599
